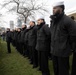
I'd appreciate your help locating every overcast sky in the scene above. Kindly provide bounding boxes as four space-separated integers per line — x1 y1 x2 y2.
0 0 76 28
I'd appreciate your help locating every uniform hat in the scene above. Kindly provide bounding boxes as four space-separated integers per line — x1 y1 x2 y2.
22 23 28 26
36 16 44 20
22 23 26 25
29 19 35 22
53 1 64 7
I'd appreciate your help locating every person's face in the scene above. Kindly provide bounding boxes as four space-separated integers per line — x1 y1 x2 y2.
37 19 43 25
53 6 62 15
29 21 34 26
7 28 10 31
18 29 20 32
22 25 25 29
16 28 18 31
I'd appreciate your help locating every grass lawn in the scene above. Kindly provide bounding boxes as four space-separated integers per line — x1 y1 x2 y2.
0 40 73 75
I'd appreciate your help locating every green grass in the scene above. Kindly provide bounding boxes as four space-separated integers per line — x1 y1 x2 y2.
0 41 42 75
0 40 54 75
0 40 73 75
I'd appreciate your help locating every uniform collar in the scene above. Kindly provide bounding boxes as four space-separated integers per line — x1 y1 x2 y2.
37 22 45 29
50 12 64 22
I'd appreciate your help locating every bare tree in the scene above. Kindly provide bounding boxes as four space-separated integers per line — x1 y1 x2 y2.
2 0 49 23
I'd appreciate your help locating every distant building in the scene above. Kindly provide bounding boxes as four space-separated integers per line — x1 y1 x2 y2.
17 19 22 28
66 7 76 21
10 21 14 30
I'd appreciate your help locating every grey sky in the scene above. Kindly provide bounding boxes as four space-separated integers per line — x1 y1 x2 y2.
0 0 76 28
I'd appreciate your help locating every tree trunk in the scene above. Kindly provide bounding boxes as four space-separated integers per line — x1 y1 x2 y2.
24 17 27 23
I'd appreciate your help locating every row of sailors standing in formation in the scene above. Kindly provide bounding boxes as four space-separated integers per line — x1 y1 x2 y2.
6 1 76 75
6 18 51 75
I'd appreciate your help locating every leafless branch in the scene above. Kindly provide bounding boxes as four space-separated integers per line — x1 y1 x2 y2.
1 0 49 23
